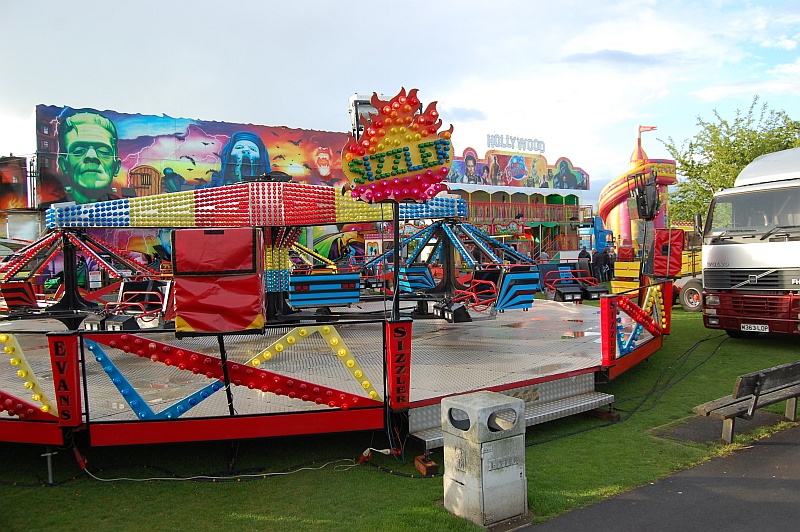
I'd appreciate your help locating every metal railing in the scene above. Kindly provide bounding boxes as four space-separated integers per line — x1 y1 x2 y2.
466 202 591 224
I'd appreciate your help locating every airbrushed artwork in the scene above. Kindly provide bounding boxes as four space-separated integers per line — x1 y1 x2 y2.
0 156 29 209
447 148 589 190
35 105 350 208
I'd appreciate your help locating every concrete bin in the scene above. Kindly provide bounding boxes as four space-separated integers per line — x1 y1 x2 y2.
441 391 527 526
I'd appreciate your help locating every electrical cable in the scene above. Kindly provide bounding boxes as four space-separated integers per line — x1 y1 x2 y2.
360 461 441 478
525 332 729 446
82 458 359 483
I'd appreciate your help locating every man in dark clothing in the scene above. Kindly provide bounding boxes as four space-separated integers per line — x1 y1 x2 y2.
578 246 590 260
596 249 608 282
591 248 600 281
605 247 616 280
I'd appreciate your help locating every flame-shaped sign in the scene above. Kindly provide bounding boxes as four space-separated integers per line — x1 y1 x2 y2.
342 88 453 203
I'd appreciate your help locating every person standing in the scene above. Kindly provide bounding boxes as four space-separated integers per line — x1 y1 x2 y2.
596 248 608 282
591 248 601 281
606 247 616 280
578 246 590 260
539 248 550 262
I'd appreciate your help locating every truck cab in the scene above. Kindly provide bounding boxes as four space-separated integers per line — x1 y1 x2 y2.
702 147 800 337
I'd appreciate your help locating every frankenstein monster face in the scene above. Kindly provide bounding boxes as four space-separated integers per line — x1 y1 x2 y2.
58 112 121 199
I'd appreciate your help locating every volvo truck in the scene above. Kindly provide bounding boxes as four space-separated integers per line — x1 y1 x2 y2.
702 147 800 337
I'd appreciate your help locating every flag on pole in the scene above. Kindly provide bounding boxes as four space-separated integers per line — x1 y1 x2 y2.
638 125 657 133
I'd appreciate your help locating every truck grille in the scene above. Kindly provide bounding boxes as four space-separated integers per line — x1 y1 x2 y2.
704 268 800 290
719 293 791 318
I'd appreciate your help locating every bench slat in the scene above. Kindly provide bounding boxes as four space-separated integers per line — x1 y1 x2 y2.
733 361 800 398
695 383 800 420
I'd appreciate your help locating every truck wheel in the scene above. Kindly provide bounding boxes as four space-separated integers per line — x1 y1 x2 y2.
679 279 702 312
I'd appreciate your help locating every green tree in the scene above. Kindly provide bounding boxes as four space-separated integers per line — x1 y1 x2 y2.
663 96 800 223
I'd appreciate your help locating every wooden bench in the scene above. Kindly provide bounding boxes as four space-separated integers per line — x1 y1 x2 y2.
694 361 800 443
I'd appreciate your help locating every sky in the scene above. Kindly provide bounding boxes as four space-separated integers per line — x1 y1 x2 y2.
1 0 800 207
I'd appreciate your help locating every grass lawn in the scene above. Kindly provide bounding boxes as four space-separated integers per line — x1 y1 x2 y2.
1 308 798 531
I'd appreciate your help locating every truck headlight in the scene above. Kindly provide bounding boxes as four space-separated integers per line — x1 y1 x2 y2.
705 295 720 306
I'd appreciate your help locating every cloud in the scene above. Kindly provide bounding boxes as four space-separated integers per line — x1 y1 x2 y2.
692 62 800 102
443 107 487 122
768 58 800 75
759 36 797 51
562 49 670 67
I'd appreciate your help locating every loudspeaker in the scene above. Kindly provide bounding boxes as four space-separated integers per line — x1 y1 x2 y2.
444 302 472 323
82 313 106 331
105 314 139 331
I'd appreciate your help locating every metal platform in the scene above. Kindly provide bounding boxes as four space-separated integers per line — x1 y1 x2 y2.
1 299 622 445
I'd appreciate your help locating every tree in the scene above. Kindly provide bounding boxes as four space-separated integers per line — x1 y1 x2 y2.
662 96 800 223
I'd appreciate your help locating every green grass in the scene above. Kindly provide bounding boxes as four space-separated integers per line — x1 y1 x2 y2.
1 309 798 531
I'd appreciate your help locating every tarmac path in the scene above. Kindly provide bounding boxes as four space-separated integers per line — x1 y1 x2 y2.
527 424 800 531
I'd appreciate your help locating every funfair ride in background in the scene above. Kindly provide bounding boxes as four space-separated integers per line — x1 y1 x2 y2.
596 126 676 253
596 127 703 311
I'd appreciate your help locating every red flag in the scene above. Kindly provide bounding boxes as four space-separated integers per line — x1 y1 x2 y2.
638 125 657 133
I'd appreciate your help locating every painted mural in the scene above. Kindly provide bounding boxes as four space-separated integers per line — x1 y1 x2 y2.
447 148 589 190
0 156 30 210
35 105 351 209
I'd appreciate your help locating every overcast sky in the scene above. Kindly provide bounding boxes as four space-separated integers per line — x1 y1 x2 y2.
2 0 799 206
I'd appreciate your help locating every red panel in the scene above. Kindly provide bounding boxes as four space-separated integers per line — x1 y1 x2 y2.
87 408 385 446
0 282 37 308
661 281 673 334
48 334 83 427
385 319 412 410
0 419 64 445
617 247 634 261
653 229 683 277
172 228 261 275
600 297 617 367
604 337 662 380
174 274 265 333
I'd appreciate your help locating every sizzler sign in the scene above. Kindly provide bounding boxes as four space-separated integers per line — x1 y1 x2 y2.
386 319 412 410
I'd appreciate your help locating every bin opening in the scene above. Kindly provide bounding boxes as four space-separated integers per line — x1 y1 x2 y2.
488 408 517 432
448 407 471 431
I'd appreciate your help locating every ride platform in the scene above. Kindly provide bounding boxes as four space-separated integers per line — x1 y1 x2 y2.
0 293 668 450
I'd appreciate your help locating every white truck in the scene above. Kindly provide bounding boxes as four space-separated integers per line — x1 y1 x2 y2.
701 147 800 337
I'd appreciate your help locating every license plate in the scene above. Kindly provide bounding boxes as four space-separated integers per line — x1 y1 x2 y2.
741 323 769 332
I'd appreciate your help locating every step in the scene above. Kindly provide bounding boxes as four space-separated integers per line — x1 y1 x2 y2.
411 391 614 451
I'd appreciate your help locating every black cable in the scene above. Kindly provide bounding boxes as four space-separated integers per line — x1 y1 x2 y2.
526 333 728 446
361 461 440 478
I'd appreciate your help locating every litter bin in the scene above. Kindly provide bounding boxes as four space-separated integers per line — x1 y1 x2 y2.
441 391 527 526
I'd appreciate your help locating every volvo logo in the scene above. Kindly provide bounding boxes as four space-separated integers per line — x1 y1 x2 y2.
708 262 729 267
793 279 800 285
733 269 777 289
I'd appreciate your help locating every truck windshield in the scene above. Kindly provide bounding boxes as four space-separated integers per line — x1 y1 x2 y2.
705 186 800 238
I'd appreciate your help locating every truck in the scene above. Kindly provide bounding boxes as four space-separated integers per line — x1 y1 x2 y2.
701 146 800 337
